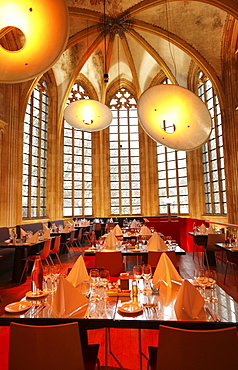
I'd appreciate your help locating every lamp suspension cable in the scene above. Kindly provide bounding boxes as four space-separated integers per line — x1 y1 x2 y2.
103 0 108 83
165 0 177 82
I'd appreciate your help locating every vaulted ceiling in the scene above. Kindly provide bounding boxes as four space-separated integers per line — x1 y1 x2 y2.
51 0 237 111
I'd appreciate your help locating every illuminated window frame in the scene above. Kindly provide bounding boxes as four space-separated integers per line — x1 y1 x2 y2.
198 71 227 214
63 83 92 217
157 79 189 215
109 87 141 215
22 78 48 218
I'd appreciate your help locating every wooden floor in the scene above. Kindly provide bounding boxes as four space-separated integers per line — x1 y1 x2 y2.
0 248 238 370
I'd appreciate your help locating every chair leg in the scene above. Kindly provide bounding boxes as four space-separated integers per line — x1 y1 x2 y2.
55 253 63 267
19 260 29 283
48 255 54 265
224 262 229 285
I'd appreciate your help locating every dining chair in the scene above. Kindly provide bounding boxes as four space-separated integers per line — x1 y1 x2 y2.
73 227 83 248
147 325 238 370
147 250 179 273
95 250 125 276
60 230 75 256
192 234 207 263
8 322 100 370
48 235 62 266
82 225 93 243
19 239 52 282
204 233 225 267
224 251 238 292
93 222 102 239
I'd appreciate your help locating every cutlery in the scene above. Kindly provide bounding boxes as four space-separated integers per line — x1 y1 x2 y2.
23 304 40 318
204 304 221 322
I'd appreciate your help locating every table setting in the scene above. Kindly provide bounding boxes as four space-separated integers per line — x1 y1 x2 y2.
2 251 238 327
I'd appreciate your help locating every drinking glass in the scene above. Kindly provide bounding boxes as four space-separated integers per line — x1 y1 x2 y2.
78 280 90 297
89 269 100 301
194 269 209 300
142 264 152 295
133 265 143 292
100 269 110 288
205 270 218 302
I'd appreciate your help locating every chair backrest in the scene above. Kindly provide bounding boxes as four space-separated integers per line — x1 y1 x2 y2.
106 222 114 231
40 239 51 260
50 235 61 254
9 322 85 370
155 325 238 370
93 222 101 231
76 227 83 241
69 230 75 243
148 250 178 268
95 250 124 276
206 233 225 251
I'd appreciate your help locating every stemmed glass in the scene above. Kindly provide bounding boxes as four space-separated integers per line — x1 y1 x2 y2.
142 264 152 295
100 269 110 299
205 270 218 302
89 269 100 301
194 269 209 300
133 265 143 292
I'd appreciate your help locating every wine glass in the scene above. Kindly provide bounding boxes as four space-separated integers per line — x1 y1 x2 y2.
98 269 110 299
133 265 143 292
142 264 152 295
100 269 110 288
195 269 209 300
78 280 90 297
205 270 218 302
89 269 100 301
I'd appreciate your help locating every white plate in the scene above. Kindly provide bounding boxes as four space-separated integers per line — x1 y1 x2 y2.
5 301 32 313
118 302 143 314
25 291 48 299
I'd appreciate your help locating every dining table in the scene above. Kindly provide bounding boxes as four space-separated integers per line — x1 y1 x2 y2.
188 231 218 265
0 239 47 283
1 277 238 370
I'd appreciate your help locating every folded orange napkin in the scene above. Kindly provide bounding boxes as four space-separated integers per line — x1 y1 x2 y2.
26 231 39 244
206 225 215 234
20 228 28 239
158 281 180 306
174 279 206 320
112 224 123 236
139 225 152 236
66 255 89 288
152 252 182 288
130 219 138 229
62 225 70 233
40 228 51 240
200 223 207 233
147 232 167 251
52 276 89 318
103 232 120 249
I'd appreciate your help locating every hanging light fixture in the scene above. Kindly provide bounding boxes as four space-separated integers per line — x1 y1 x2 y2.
137 84 212 151
64 99 112 132
0 0 69 83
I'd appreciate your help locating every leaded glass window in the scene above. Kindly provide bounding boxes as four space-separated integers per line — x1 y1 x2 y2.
109 88 141 215
157 79 189 215
63 83 92 217
198 71 226 214
22 78 48 218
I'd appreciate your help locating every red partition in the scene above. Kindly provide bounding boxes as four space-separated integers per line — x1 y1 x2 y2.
145 217 210 252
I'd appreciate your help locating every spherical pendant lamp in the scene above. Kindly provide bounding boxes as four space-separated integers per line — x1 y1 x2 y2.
0 0 69 83
137 84 212 151
64 100 112 131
